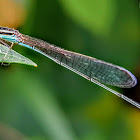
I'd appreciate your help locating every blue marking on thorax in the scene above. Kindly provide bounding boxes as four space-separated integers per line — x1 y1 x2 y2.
18 42 47 57
18 42 32 49
0 35 18 43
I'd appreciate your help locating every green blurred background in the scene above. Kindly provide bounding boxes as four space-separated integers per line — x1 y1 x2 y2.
0 0 140 140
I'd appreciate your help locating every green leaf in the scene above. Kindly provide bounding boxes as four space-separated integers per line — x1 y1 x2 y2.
0 44 37 67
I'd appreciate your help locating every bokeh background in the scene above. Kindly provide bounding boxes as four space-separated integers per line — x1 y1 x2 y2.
0 0 140 140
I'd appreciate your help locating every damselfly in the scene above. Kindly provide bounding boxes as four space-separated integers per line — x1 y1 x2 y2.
0 26 139 108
